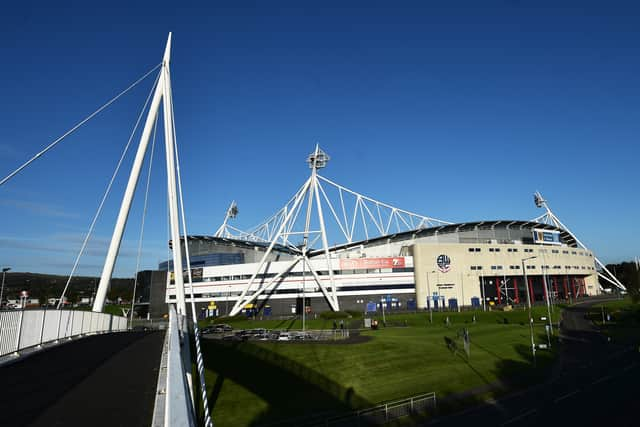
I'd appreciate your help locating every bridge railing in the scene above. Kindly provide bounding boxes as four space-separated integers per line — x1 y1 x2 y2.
0 309 128 358
154 304 196 427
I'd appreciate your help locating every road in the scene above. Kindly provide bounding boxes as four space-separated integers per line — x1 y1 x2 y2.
428 297 640 426
0 331 165 427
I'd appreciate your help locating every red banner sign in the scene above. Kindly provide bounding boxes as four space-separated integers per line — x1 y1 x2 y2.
339 257 405 270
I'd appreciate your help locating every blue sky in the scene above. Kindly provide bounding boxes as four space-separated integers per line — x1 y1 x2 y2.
0 1 638 277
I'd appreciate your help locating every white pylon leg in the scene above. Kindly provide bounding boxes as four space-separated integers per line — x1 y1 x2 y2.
229 179 311 316
313 171 339 311
161 47 187 316
533 191 626 292
229 146 342 316
93 33 187 314
92 73 164 312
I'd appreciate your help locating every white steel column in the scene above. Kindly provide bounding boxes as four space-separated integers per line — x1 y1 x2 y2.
161 37 187 316
229 179 311 316
92 69 164 312
92 33 188 313
313 172 339 311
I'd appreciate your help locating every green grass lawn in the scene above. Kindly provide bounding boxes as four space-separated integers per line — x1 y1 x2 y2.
200 306 559 427
588 298 640 344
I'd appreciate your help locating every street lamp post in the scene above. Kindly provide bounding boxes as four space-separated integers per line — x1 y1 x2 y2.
522 256 537 366
542 268 553 347
1 267 10 308
426 270 435 323
480 275 486 312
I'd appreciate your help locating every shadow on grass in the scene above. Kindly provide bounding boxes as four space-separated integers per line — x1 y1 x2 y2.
201 339 372 426
434 342 554 420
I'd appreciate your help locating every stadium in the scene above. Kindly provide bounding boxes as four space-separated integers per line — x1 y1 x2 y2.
157 147 617 318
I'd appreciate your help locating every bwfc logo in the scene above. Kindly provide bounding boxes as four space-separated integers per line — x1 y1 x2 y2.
437 254 451 273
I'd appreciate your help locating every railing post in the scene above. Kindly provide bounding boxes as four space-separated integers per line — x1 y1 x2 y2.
411 397 414 413
69 309 75 339
385 403 388 422
14 308 25 354
39 308 47 347
56 309 63 342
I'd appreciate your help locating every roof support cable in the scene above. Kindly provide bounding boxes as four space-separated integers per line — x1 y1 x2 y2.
0 63 161 187
56 70 162 309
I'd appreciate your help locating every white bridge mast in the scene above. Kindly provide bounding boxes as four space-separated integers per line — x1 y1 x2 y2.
93 33 188 314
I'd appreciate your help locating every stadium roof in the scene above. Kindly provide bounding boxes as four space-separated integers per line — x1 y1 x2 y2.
308 220 576 257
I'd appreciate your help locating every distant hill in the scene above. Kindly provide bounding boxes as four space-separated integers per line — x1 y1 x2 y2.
1 271 135 304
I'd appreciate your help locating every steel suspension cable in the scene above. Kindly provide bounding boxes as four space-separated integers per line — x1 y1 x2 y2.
0 63 161 187
168 66 214 427
129 112 159 328
56 71 162 309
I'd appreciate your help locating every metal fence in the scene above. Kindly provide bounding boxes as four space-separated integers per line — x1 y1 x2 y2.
260 392 437 427
0 309 128 358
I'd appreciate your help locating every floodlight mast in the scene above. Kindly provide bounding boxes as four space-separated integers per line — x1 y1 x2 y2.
214 200 238 238
532 191 625 291
229 145 340 316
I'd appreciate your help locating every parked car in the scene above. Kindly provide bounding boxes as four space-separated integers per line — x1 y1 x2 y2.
213 324 233 332
277 332 290 341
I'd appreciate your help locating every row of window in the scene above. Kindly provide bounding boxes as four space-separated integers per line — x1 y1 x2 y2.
168 283 416 299
467 246 591 256
471 265 595 271
202 268 416 282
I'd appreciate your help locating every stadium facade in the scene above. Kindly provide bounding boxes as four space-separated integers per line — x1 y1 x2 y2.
161 222 599 316
155 147 613 317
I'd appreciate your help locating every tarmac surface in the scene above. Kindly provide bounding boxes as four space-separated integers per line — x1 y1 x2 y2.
427 297 640 426
0 331 165 427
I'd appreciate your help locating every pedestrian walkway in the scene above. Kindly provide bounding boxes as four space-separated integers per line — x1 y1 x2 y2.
0 331 165 427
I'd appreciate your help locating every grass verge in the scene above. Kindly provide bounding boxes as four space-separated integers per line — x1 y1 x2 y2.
201 306 560 426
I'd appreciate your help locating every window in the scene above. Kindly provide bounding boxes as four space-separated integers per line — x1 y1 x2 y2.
468 248 475 252
552 250 559 254
563 250 569 254
475 248 481 252
507 248 519 253
491 265 503 270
